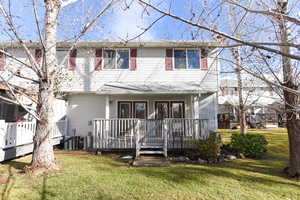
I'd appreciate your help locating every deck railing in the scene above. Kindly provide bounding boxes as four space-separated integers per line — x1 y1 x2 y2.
0 120 67 149
93 118 209 150
93 118 138 149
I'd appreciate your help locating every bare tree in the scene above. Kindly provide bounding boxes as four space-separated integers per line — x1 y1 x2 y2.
136 0 300 178
229 2 248 134
0 0 116 172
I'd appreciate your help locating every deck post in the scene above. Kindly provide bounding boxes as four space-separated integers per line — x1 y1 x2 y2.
194 95 200 139
163 120 168 157
135 120 140 157
105 96 110 148
105 96 110 119
93 120 97 150
0 120 5 149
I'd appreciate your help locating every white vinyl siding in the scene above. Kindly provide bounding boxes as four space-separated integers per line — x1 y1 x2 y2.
2 47 218 93
60 48 218 92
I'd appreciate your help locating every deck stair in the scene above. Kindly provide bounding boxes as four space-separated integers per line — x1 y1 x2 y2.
136 137 167 157
132 155 170 167
139 146 165 156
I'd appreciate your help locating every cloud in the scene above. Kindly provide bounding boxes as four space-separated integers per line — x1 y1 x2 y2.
108 1 154 40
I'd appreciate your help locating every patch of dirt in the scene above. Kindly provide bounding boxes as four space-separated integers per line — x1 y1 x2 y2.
0 177 7 184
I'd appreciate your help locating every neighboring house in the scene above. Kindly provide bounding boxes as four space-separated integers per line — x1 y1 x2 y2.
0 40 220 156
218 77 284 129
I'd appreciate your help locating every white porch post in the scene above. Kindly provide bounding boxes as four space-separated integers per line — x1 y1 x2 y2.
194 94 200 139
194 94 200 119
0 120 6 149
105 96 110 119
105 96 110 135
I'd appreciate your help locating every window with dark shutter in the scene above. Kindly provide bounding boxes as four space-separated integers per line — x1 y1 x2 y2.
201 49 208 70
35 49 42 65
68 49 77 70
165 49 173 70
0 51 6 70
95 48 102 71
130 49 137 70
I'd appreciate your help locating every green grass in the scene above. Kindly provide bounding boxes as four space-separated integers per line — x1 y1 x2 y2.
1 129 300 200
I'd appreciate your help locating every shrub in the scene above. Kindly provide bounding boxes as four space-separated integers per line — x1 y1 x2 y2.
192 132 222 161
230 134 268 158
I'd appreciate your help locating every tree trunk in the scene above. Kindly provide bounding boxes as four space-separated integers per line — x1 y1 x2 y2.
233 49 248 135
278 1 300 178
237 66 247 135
286 118 300 178
31 86 56 169
30 0 60 170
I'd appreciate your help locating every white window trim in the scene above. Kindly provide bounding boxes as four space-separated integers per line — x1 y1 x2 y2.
173 48 201 70
103 48 131 70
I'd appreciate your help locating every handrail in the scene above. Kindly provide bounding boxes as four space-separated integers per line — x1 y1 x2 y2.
92 118 210 151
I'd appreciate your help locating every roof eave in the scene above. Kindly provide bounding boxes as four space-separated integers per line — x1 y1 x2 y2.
0 40 220 49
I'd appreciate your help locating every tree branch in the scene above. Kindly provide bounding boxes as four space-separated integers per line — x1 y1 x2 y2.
0 49 37 72
32 0 45 50
137 0 300 61
0 76 40 120
57 0 118 73
219 56 300 96
226 0 300 26
0 4 42 77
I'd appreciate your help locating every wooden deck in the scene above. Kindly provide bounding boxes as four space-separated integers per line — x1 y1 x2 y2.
93 118 209 156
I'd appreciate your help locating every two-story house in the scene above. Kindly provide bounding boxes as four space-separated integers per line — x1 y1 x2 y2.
60 41 219 136
1 40 219 155
218 77 284 129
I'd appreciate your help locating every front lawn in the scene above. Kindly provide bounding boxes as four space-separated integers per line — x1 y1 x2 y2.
1 129 299 200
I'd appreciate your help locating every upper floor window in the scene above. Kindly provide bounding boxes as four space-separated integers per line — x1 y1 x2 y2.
174 49 200 69
104 49 129 69
57 49 69 67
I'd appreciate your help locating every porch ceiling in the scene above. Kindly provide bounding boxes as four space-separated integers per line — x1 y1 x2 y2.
95 82 217 95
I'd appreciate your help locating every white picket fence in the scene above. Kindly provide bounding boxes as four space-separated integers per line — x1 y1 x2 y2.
0 120 67 149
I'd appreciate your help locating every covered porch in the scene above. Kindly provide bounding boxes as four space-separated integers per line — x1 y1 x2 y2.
92 91 212 156
66 82 218 155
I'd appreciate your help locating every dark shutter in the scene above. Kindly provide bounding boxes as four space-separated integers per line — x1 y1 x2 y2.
0 51 5 71
130 49 137 70
68 49 77 70
35 49 42 65
201 49 208 70
95 48 102 71
165 49 173 70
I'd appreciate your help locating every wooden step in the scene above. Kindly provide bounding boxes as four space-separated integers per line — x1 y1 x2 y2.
139 150 164 155
132 156 170 167
140 145 163 149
